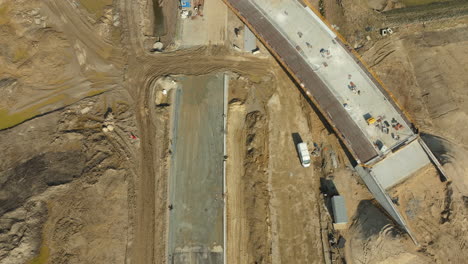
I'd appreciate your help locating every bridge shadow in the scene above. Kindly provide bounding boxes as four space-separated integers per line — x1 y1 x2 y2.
320 177 339 218
420 133 450 165
353 200 400 240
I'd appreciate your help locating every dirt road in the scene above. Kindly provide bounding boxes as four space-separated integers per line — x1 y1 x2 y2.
266 70 325 264
225 64 333 263
226 101 249 263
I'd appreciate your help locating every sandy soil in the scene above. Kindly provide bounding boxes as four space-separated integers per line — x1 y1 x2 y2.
364 22 468 143
266 70 325 264
225 61 348 263
226 70 277 264
0 93 137 263
0 0 124 130
226 100 249 263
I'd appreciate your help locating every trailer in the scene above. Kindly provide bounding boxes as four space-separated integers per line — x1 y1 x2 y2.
331 195 348 230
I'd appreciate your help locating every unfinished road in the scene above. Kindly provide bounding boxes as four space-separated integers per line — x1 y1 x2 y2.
168 74 225 264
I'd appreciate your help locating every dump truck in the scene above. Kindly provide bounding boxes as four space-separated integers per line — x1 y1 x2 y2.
297 142 311 168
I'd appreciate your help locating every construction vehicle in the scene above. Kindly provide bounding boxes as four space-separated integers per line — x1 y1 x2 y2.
366 117 376 125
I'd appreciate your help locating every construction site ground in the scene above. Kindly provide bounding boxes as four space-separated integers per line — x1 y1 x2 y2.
168 74 225 263
0 0 467 263
175 0 228 47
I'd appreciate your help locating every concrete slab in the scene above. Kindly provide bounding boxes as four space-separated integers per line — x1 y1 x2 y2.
371 140 431 189
168 74 225 264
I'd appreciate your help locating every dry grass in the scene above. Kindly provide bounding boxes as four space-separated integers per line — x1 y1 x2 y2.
27 244 49 264
86 88 108 97
12 46 29 62
0 94 68 130
0 3 11 25
78 0 113 18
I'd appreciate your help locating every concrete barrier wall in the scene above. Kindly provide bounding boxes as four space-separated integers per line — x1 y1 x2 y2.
223 74 228 264
418 138 449 182
355 166 418 244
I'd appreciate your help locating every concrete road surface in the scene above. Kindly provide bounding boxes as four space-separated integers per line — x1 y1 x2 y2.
168 73 225 264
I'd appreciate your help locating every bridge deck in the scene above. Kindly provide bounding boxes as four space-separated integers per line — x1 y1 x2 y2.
226 0 378 163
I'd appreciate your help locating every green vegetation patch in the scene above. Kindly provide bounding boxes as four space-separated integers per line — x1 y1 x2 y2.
0 94 67 130
79 0 113 18
27 244 50 264
0 107 41 130
86 88 108 97
0 86 109 130
13 46 30 62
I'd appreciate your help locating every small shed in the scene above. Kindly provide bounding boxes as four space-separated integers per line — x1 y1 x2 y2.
244 26 257 52
331 195 348 229
181 0 191 8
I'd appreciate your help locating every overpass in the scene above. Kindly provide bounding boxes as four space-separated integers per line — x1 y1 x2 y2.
223 0 447 243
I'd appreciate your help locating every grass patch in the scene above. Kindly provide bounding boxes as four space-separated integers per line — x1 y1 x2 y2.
0 87 108 130
0 94 67 130
79 0 113 18
86 89 108 97
27 244 50 264
13 47 29 62
0 107 40 130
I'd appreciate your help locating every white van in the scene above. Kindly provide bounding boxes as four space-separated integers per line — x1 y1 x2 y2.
297 142 311 167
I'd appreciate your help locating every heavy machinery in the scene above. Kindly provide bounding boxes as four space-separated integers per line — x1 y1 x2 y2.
366 116 376 125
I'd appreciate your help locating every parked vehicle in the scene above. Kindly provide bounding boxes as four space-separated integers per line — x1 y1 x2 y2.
297 142 311 167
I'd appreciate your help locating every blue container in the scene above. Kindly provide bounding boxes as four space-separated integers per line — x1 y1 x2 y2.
181 0 191 8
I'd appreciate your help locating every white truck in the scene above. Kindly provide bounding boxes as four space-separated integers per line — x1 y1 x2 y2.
297 142 311 167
